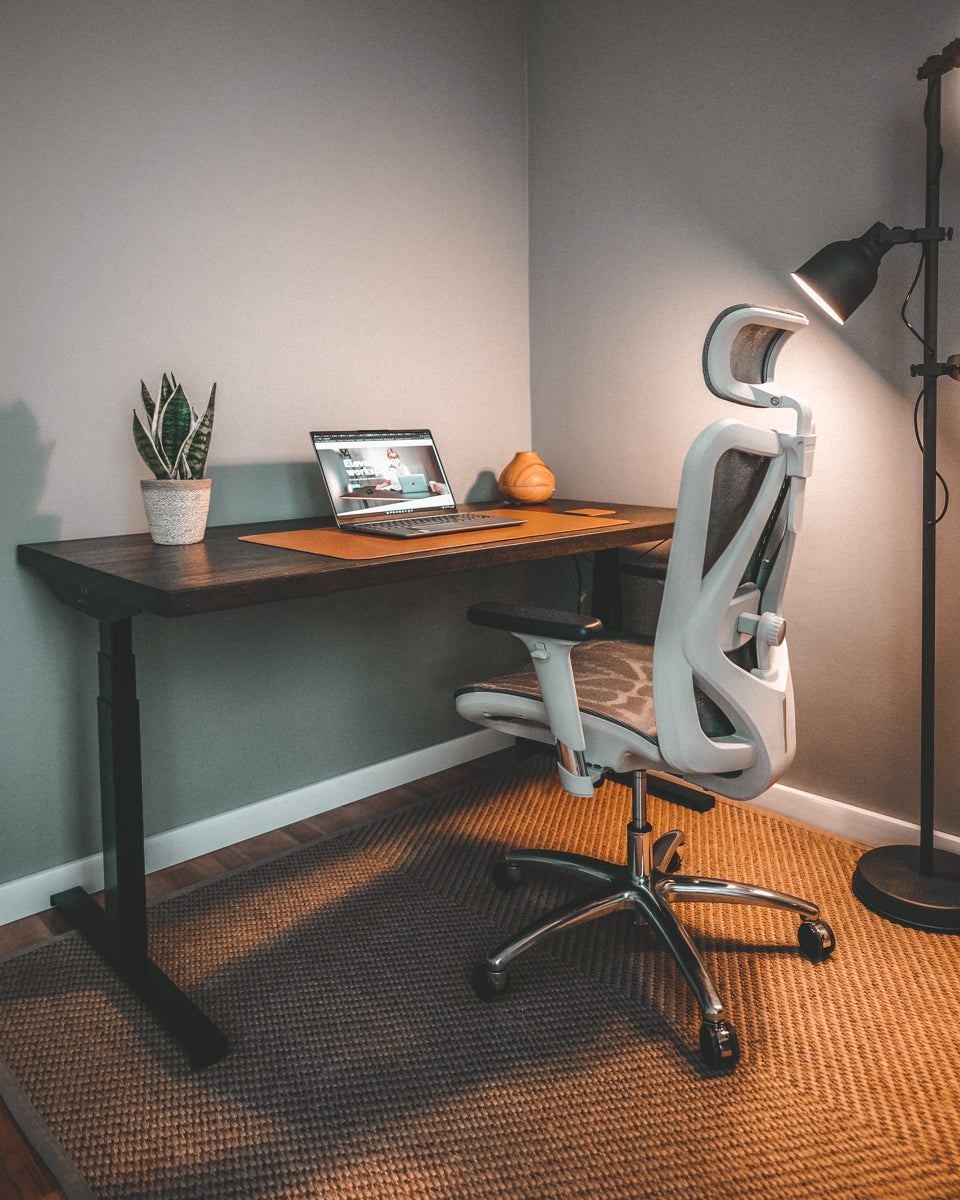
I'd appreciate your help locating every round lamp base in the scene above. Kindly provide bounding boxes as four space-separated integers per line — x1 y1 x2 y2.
852 844 960 932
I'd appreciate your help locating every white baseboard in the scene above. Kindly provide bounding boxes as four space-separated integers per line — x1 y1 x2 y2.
755 781 960 856
4 739 958 929
0 729 511 928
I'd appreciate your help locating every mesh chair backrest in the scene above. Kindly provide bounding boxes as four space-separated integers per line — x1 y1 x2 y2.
703 447 773 577
653 421 794 798
652 304 813 800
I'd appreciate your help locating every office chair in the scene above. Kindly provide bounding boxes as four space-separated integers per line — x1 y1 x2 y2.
456 304 835 1069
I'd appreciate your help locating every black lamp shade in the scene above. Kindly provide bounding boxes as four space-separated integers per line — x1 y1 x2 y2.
791 222 893 324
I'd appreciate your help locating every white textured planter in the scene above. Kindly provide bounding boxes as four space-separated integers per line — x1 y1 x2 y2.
141 478 212 545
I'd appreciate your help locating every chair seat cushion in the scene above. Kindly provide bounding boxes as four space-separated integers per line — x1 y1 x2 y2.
473 638 658 739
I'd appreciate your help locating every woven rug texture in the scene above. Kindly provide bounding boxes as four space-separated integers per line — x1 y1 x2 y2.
0 757 958 1200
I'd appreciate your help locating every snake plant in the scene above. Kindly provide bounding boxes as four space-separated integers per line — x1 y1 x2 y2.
134 374 216 480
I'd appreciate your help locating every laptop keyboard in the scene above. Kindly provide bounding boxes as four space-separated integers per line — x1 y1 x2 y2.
359 512 509 535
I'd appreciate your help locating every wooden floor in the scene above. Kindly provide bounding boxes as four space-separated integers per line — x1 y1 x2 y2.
0 746 532 1200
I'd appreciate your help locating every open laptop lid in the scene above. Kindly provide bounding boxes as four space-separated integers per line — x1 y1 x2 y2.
311 429 457 529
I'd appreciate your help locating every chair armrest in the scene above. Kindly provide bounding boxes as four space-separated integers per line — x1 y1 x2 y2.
466 601 603 797
467 602 604 641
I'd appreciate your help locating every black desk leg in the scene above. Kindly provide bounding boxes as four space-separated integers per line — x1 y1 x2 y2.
51 617 229 1069
592 548 623 631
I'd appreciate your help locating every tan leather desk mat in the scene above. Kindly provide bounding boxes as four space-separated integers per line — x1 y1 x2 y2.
240 508 628 559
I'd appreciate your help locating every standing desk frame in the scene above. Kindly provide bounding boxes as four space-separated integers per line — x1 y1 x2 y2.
16 498 674 1068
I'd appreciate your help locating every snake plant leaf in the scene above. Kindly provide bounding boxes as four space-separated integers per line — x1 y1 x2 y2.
133 409 171 478
134 375 216 479
158 383 193 478
140 380 157 426
152 373 175 442
180 382 216 479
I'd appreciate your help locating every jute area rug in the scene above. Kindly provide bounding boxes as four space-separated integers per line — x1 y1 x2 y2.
1 756 959 1200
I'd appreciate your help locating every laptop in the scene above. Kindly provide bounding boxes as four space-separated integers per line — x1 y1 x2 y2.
399 473 428 495
310 429 526 539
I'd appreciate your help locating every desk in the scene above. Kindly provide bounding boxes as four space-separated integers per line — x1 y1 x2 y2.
17 498 674 1067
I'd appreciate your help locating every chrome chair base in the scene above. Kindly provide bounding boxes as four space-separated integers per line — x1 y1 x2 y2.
472 770 835 1069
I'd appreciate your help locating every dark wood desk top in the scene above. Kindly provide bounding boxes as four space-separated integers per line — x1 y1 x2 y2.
17 498 674 620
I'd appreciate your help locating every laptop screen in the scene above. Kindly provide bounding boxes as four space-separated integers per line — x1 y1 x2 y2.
311 430 457 526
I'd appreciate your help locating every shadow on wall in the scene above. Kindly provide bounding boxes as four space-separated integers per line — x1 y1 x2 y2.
205 462 329 526
465 469 500 503
1 400 60 545
204 463 504 525
1 400 103 875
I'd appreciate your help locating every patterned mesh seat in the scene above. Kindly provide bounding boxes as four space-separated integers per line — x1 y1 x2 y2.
470 636 742 745
475 639 658 741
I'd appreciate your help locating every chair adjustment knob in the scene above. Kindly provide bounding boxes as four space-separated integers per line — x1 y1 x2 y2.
736 611 786 645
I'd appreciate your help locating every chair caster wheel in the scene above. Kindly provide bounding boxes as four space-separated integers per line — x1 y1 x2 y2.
652 831 684 874
798 919 835 963
491 861 523 890
472 963 509 1000
699 1019 740 1069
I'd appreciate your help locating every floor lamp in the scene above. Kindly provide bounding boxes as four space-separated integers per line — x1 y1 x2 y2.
791 37 960 933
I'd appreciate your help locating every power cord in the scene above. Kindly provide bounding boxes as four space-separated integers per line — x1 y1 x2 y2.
573 554 588 613
900 84 950 522
902 249 950 523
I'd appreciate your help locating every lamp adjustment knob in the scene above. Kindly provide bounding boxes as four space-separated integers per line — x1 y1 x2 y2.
737 611 786 645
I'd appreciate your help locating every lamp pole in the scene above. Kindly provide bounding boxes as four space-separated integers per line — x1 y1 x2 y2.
919 70 940 877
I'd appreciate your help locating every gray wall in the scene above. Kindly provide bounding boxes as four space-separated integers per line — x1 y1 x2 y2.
1 0 542 884
7 0 960 893
527 0 960 833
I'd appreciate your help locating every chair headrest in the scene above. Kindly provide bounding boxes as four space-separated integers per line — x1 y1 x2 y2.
702 304 808 409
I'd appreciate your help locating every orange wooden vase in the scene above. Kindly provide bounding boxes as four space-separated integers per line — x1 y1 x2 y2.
498 451 556 504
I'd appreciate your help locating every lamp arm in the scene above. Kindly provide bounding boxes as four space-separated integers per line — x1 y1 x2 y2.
917 36 960 80
910 356 960 381
877 225 952 245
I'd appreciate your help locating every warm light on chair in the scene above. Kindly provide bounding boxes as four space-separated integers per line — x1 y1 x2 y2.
790 37 960 932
